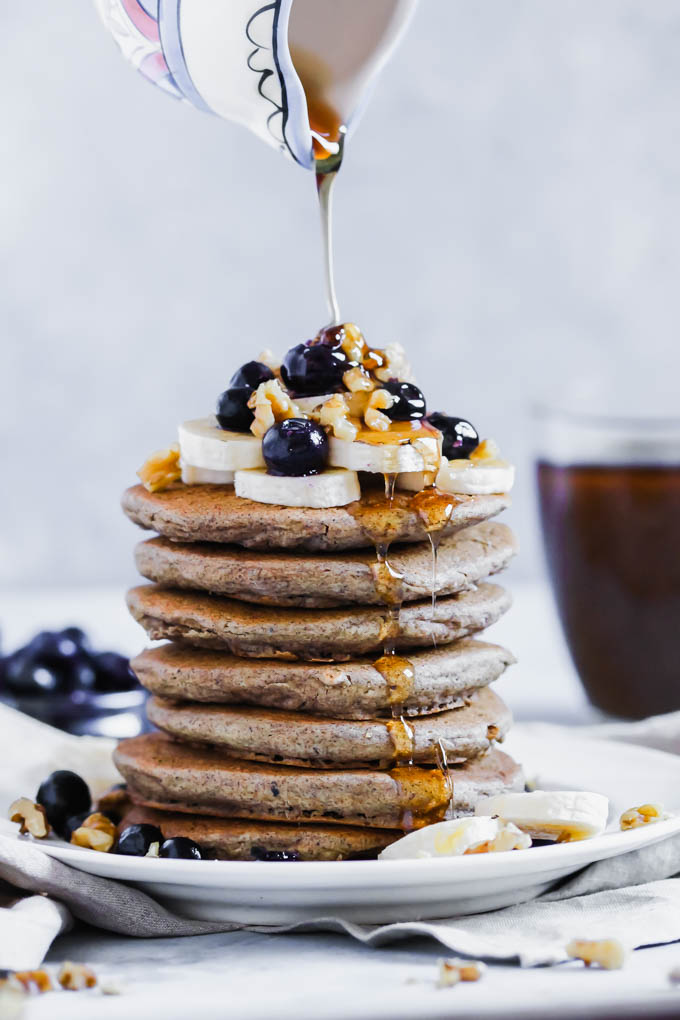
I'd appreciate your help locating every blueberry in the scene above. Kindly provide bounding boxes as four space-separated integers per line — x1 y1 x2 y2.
427 413 479 460
280 329 353 395
67 652 98 691
118 823 163 857
229 360 275 390
4 650 65 695
381 380 426 421
262 419 328 477
159 837 202 860
250 846 300 861
92 651 137 693
216 386 254 432
36 770 91 833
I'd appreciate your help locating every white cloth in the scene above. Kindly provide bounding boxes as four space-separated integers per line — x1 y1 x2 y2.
1 706 680 970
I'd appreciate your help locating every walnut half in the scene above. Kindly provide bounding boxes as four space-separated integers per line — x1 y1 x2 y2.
620 803 667 830
71 813 117 853
9 797 50 839
437 958 485 988
566 938 626 970
137 445 182 493
57 962 98 991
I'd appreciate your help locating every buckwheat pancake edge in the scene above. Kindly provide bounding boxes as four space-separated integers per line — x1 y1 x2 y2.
126 582 512 660
132 639 515 718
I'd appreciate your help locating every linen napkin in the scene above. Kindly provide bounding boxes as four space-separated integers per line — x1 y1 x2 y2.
2 704 680 970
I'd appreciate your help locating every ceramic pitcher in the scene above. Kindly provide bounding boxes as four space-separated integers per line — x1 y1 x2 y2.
95 0 418 169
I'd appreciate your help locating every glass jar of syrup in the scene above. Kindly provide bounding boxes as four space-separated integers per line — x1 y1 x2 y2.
536 405 680 719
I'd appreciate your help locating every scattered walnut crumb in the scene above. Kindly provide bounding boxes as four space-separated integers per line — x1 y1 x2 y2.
71 813 117 853
58 962 97 991
100 982 123 995
137 445 182 493
14 970 53 993
566 938 626 970
145 841 160 858
249 379 305 437
364 388 396 432
437 958 485 988
620 803 667 830
9 797 50 839
256 349 281 375
315 394 357 441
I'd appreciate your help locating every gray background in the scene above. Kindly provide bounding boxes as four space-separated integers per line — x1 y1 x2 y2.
2 1 678 589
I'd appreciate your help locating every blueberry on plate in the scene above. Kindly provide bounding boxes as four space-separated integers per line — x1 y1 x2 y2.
427 413 479 460
262 419 329 477
381 380 426 421
92 651 137 693
280 330 353 395
250 846 301 861
216 386 255 432
229 360 275 390
159 837 203 860
118 823 164 857
36 770 91 834
4 650 65 695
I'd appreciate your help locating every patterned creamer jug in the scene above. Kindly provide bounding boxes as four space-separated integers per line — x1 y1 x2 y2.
95 0 418 169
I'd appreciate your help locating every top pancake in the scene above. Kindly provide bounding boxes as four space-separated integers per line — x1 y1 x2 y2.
122 483 510 551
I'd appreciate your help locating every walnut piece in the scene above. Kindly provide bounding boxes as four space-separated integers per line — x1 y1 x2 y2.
373 342 415 384
340 322 367 364
315 394 358 441
364 389 396 432
71 813 117 853
437 959 485 988
14 970 53 993
58 962 98 991
137 445 182 493
470 438 500 463
620 803 667 830
9 797 50 839
343 365 376 393
566 938 626 970
249 379 305 438
256 348 281 374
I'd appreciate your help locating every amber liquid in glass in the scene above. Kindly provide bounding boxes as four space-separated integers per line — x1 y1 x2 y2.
537 462 680 718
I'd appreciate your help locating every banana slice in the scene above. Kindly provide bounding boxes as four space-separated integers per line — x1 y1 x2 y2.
178 417 265 472
398 457 515 495
181 463 234 485
234 468 360 508
477 790 609 842
329 432 439 475
379 816 531 860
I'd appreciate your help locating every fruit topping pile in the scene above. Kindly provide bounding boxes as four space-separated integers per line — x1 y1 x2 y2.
137 322 516 507
0 628 137 697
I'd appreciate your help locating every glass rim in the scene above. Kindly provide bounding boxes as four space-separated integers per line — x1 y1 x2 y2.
531 401 680 431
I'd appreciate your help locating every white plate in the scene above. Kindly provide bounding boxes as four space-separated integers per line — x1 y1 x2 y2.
2 728 679 924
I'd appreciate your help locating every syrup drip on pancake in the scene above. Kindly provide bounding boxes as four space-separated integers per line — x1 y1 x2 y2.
388 765 451 831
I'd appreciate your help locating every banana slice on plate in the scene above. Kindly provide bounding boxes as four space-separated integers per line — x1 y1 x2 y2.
181 463 234 485
234 468 360 508
398 457 515 495
477 790 609 841
178 417 265 472
379 816 531 860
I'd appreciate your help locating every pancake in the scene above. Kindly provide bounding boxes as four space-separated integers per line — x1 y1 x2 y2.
134 521 517 608
122 483 510 551
132 639 515 719
146 687 511 768
121 806 396 860
127 582 511 660
114 732 524 830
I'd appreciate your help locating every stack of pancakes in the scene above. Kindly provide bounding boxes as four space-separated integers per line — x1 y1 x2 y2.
114 482 523 860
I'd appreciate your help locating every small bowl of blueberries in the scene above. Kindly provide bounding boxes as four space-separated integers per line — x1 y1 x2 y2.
0 627 149 738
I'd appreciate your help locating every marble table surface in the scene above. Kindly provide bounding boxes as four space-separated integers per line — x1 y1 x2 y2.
2 580 679 1019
